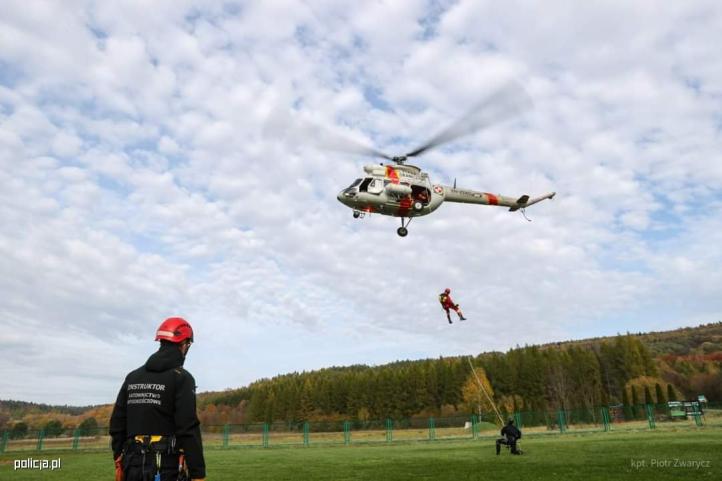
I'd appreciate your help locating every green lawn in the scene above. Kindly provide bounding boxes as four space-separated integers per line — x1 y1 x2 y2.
1 428 719 480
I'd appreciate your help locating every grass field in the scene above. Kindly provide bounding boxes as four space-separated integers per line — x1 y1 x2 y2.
1 428 719 480
0 428 722 481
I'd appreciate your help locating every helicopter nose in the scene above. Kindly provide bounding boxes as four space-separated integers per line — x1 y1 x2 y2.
337 191 347 205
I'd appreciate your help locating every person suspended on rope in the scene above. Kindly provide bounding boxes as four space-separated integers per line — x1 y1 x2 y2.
439 288 466 323
109 317 206 481
496 419 522 455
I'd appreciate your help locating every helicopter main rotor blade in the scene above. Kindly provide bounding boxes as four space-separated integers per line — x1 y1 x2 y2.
318 130 395 161
405 82 532 158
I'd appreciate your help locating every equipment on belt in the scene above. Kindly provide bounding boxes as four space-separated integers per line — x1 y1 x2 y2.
119 435 189 481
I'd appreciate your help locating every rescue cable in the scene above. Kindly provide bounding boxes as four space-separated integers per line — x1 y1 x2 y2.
467 356 505 425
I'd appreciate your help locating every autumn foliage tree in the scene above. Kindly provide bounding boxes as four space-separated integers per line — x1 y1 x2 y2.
461 365 496 419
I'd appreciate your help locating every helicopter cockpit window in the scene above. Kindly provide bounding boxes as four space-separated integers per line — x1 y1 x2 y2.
367 178 384 194
341 178 363 197
359 177 373 192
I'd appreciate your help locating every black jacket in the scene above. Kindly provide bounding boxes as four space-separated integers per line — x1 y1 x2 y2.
501 424 521 441
109 344 206 479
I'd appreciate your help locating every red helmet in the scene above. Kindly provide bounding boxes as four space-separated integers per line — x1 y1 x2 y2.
444 288 451 294
155 317 194 343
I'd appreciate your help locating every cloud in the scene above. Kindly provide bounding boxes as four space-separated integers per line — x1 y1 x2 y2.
1 1 721 404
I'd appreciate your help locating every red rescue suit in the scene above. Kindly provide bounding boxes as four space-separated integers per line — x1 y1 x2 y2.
440 293 460 312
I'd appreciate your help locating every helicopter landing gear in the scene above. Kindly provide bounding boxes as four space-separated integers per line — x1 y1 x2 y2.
353 210 364 219
397 217 411 237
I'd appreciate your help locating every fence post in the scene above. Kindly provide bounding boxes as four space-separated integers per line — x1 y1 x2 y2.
693 412 703 427
513 412 522 429
72 428 80 450
645 404 656 430
557 410 566 433
0 431 8 453
223 424 230 448
36 429 45 451
343 421 351 446
601 407 611 432
303 422 310 447
471 415 479 439
428 417 435 441
262 423 269 448
385 419 393 443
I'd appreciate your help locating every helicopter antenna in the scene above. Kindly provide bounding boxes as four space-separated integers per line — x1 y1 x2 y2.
520 208 532 222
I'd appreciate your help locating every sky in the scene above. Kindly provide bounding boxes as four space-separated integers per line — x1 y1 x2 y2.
1 1 721 406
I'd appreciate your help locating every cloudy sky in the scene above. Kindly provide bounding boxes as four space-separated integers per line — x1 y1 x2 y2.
1 1 721 405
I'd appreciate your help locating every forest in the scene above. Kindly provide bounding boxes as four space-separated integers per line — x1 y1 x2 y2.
2 322 720 432
193 323 721 426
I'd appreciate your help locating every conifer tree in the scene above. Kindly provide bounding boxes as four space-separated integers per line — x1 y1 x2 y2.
631 385 640 418
667 384 678 402
643 385 653 406
622 387 633 420
655 383 666 405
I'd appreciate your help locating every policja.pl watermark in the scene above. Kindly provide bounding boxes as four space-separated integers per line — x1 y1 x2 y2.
13 457 62 471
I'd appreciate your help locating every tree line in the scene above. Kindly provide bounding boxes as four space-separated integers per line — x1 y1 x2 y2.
199 334 688 426
4 324 718 432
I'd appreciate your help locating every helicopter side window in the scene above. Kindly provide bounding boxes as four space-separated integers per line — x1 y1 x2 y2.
359 177 373 192
412 185 431 205
367 178 384 194
348 178 362 189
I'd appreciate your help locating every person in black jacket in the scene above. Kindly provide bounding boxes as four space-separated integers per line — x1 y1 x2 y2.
110 317 206 481
496 419 522 455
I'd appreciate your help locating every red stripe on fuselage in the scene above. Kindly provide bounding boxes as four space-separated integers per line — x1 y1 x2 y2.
398 197 412 217
485 193 498 205
386 166 399 183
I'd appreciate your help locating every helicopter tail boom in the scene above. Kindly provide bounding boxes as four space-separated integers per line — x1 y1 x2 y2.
443 187 555 211
508 192 556 211
443 187 518 207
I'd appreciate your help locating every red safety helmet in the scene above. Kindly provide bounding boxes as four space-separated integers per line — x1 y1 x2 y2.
155 317 194 343
444 288 451 294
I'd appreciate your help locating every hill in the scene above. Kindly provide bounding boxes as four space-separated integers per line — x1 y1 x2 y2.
192 322 720 427
546 321 722 356
1 322 719 431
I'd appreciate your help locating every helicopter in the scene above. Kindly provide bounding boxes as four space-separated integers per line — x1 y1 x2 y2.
334 83 556 236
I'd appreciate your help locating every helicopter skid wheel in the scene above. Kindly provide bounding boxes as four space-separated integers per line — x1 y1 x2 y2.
353 211 361 218
397 217 411 236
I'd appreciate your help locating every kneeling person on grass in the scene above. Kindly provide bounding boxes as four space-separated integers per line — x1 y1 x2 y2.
496 419 521 455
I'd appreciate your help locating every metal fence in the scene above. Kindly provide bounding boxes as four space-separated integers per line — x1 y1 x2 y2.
1 402 718 454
